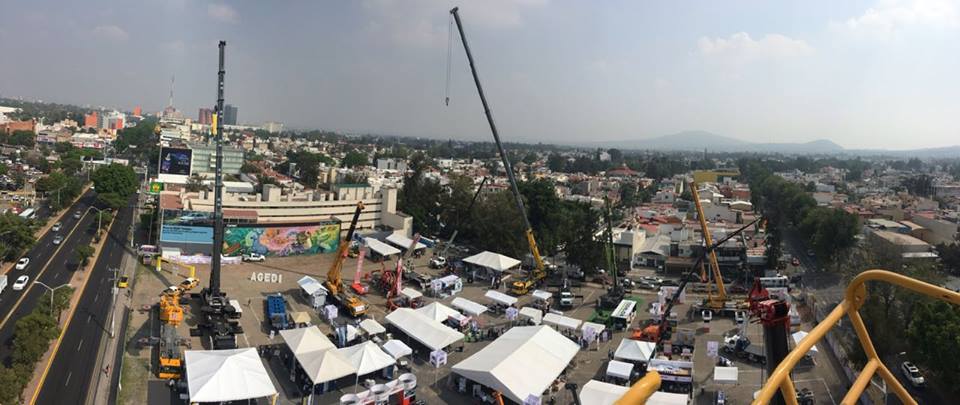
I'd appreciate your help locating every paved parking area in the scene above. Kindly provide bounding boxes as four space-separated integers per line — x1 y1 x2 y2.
118 249 849 405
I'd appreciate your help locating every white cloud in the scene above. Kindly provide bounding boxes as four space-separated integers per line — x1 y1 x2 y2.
92 25 129 41
208 3 239 24
834 0 960 38
360 0 547 48
698 32 814 61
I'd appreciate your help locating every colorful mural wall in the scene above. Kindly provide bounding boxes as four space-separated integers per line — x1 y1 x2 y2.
223 221 341 257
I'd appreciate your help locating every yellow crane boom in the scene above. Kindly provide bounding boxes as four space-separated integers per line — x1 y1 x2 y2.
690 181 727 303
325 202 368 316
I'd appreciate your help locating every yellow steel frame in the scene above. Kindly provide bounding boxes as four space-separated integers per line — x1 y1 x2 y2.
616 269 960 405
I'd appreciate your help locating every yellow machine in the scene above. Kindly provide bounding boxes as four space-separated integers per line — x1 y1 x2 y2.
510 228 546 295
325 202 368 317
157 288 183 379
690 181 747 314
155 256 196 279
617 270 960 405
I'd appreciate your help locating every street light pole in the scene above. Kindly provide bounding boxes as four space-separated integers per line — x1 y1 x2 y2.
34 281 70 316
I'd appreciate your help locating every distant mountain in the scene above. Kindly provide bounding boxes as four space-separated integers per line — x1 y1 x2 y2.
594 131 845 154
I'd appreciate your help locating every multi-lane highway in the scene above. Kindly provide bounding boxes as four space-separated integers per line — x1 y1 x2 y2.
33 194 135 405
0 191 98 366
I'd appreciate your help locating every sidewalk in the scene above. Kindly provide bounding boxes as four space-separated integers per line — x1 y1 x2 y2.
88 246 136 405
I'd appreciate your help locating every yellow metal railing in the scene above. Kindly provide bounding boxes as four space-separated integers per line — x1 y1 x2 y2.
615 270 960 405
756 269 960 405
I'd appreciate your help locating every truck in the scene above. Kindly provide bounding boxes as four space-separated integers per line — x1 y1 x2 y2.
723 334 766 364
265 294 289 330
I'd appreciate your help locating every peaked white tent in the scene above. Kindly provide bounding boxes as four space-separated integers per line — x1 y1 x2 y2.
385 308 465 350
280 326 335 354
365 237 401 257
185 348 278 403
519 307 543 325
297 348 356 384
579 380 629 405
531 290 553 301
452 325 580 404
297 276 328 297
606 360 634 380
542 313 582 330
416 302 462 323
336 341 397 376
385 233 426 251
382 339 413 359
463 251 521 272
451 297 488 316
485 290 518 306
791 331 818 355
614 339 656 362
714 366 739 384
400 287 423 300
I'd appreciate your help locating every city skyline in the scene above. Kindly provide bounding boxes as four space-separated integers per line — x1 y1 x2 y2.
2 1 960 149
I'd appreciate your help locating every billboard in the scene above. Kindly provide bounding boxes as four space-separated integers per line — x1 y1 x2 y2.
160 225 214 244
223 222 341 257
162 209 213 227
159 147 192 175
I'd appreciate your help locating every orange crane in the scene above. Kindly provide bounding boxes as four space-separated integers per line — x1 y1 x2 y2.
690 181 730 310
325 202 368 317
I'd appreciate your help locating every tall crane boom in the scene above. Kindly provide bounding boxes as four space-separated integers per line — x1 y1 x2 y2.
450 7 546 292
327 202 365 296
690 181 727 303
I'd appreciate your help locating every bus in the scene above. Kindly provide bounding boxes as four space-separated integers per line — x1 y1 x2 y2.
18 208 36 220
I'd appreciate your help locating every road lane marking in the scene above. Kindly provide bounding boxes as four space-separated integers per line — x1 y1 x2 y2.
77 339 83 351
94 293 99 303
0 206 94 332
86 314 91 323
64 372 71 387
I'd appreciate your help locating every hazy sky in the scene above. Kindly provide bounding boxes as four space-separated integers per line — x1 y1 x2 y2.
2 0 960 149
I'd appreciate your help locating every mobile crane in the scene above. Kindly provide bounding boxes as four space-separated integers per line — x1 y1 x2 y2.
690 181 748 316
450 7 547 295
384 234 422 310
157 287 184 379
325 202 368 317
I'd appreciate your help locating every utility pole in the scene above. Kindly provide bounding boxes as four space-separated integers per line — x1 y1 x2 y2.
35 281 70 317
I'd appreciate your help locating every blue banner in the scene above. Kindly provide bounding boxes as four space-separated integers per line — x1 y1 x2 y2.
160 225 213 244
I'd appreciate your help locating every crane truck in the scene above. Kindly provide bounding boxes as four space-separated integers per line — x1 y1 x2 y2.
325 202 368 317
450 7 548 296
690 181 749 317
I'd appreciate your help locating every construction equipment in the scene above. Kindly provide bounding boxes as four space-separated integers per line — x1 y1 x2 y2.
690 181 748 316
435 176 488 268
157 287 183 379
384 234 421 310
449 8 547 295
598 198 625 310
325 202 368 317
192 41 243 350
155 256 197 279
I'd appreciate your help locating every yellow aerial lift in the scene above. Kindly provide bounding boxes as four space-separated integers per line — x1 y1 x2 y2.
157 287 184 379
690 181 747 315
449 7 547 295
325 202 368 317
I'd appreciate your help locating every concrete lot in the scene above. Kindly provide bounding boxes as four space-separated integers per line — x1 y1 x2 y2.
118 250 847 405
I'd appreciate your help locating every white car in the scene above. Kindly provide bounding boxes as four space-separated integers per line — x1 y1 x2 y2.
15 258 29 270
53 235 64 245
429 256 447 269
12 275 29 290
242 252 265 262
52 222 62 232
900 362 925 388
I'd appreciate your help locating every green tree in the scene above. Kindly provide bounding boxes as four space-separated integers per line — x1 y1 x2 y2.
799 207 859 263
0 213 36 262
907 300 960 389
12 312 59 366
92 163 138 197
547 153 565 172
341 150 369 168
76 245 95 267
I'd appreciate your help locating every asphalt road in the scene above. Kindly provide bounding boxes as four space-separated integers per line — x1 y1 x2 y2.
34 195 135 405
0 191 97 367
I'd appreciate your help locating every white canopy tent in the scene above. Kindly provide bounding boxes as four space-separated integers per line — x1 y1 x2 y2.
297 276 328 297
542 313 582 330
606 360 634 380
647 391 691 405
296 348 356 384
579 380 629 405
280 326 335 354
451 297 488 316
365 237 401 257
382 339 413 359
385 308 465 351
791 331 818 355
336 341 397 376
581 322 606 335
452 325 580 404
462 251 521 272
184 348 278 403
714 366 739 384
360 318 387 335
614 339 657 362
485 290 518 306
531 290 552 301
416 302 462 323
385 233 427 251
400 287 423 300
519 307 543 325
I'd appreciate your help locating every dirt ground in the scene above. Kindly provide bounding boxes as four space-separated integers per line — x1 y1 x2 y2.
117 250 847 405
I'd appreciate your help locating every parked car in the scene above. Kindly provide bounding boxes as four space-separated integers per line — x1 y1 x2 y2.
242 252 266 262
52 222 62 232
53 235 64 245
117 276 129 288
179 277 199 291
12 275 29 291
640 276 662 285
429 256 447 269
74 210 82 219
15 258 29 270
900 362 925 388
660 279 680 287
638 281 658 290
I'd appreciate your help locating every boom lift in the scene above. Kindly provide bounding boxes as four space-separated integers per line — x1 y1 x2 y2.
449 7 547 295
383 234 421 310
690 181 747 315
325 202 368 317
